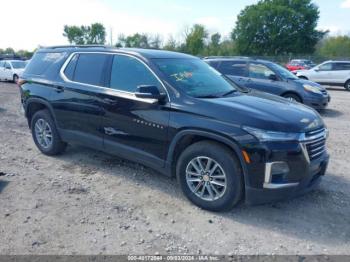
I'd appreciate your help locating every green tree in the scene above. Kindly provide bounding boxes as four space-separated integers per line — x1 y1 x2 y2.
117 33 150 48
232 0 326 55
163 35 178 51
316 36 350 58
184 24 208 55
63 23 106 45
207 33 222 55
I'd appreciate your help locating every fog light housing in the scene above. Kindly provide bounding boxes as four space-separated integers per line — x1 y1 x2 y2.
264 162 298 189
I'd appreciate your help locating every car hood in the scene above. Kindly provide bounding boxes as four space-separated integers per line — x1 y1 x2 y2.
202 90 324 133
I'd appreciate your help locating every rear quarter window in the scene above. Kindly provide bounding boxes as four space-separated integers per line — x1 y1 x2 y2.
25 52 66 76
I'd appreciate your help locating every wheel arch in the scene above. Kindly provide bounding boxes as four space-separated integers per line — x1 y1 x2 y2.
25 98 57 128
166 130 248 184
281 91 303 103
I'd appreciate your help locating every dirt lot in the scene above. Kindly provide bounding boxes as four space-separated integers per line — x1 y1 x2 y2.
0 82 349 255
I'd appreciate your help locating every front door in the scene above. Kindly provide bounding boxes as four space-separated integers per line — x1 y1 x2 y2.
245 62 284 95
100 54 170 168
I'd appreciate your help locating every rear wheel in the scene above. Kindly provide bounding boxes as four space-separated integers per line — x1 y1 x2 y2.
31 109 67 155
176 141 243 211
283 93 302 103
345 80 350 91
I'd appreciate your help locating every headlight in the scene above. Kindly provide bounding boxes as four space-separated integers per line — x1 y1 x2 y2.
243 126 301 142
303 84 322 94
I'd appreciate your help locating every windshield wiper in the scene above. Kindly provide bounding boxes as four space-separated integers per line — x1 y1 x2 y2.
195 94 221 98
221 90 237 97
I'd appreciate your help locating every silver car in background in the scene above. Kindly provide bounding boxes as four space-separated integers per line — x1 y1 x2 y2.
296 61 350 91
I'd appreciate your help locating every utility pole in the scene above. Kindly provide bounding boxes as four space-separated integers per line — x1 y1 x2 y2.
110 27 113 46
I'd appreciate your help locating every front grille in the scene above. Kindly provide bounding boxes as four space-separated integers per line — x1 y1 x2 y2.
304 128 327 161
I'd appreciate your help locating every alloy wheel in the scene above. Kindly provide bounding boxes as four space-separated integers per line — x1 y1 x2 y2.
34 118 53 149
185 156 227 201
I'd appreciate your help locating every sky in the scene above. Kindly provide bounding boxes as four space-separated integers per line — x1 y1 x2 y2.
0 0 349 51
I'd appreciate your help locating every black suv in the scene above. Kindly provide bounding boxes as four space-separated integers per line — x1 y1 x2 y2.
204 57 330 110
19 46 329 211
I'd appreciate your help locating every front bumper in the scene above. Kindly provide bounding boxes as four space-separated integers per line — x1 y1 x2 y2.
304 94 330 110
245 154 329 205
242 129 329 205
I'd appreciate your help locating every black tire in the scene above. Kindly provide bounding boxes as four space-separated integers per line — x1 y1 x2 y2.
13 74 19 83
283 93 302 103
31 109 67 155
345 80 350 91
176 141 243 212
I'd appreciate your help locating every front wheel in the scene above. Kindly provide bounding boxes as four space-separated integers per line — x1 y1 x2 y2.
13 74 19 83
176 141 243 211
283 93 302 103
31 109 67 155
345 80 350 91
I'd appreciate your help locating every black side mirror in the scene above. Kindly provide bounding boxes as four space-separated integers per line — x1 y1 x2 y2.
135 85 166 101
268 74 278 81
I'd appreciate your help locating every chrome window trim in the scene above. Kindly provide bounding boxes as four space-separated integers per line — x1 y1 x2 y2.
59 51 171 103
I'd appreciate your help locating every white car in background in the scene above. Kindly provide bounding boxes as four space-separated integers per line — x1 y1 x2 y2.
296 61 350 91
0 60 27 83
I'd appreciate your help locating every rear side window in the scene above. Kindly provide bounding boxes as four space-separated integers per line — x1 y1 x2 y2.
0 61 4 68
334 63 350 71
110 55 161 92
72 53 109 86
26 52 65 75
218 61 248 77
63 54 78 80
207 61 220 69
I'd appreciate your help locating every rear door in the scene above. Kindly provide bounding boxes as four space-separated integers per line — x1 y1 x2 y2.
100 54 170 168
53 52 110 149
332 62 350 84
245 62 284 95
3 62 13 80
217 60 248 86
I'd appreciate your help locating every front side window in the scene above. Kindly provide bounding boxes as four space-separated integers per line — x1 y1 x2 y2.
11 61 26 69
0 61 4 68
110 55 161 92
318 63 333 71
153 58 237 98
4 62 11 69
249 63 275 80
73 53 109 86
218 61 248 77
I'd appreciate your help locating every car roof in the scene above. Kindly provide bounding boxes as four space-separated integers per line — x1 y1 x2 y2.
204 57 272 64
37 45 195 59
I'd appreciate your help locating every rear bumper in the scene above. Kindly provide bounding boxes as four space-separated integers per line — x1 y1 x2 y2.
245 154 329 205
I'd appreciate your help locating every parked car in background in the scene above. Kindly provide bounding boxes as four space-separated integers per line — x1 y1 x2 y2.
0 60 27 82
286 59 316 72
296 61 350 91
19 46 329 211
204 57 330 109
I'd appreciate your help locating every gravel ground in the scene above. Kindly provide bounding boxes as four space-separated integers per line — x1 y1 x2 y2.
0 82 349 255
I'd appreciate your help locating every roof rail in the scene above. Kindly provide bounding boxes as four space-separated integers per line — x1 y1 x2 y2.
43 45 111 49
203 56 251 60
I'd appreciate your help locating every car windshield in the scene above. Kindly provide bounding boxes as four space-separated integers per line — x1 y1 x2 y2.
270 62 299 80
11 61 26 69
153 58 238 98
